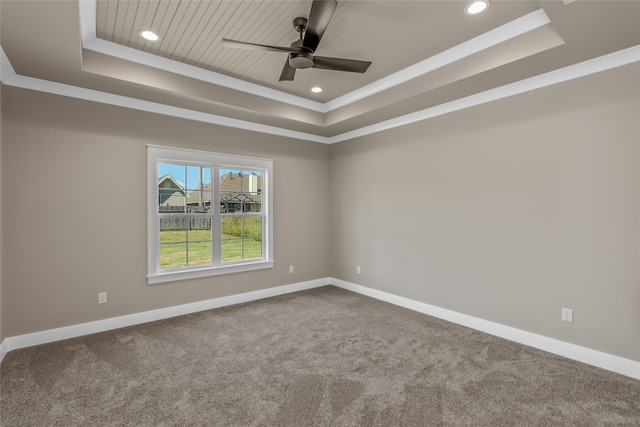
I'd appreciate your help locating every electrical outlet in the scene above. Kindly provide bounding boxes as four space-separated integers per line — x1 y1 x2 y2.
289 265 294 274
356 266 361 274
561 307 573 322
98 292 107 305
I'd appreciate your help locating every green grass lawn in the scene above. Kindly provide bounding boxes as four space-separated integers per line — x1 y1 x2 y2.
159 228 262 268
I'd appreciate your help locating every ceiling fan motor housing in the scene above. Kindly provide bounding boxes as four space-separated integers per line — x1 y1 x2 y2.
289 38 314 69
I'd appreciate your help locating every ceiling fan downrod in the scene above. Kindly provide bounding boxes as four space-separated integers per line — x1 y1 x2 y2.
289 17 314 69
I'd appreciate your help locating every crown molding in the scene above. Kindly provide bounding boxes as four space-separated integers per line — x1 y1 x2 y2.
0 46 327 143
2 44 638 144
324 9 551 111
327 45 640 143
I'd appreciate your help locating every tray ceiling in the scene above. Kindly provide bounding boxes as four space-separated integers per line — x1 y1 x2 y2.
94 0 544 101
1 0 639 142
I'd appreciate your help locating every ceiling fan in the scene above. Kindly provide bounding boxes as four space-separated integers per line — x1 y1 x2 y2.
221 0 372 82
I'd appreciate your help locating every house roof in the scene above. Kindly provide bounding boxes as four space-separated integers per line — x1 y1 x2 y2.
186 172 263 205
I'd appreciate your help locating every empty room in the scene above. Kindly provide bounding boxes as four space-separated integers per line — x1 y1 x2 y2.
0 0 639 425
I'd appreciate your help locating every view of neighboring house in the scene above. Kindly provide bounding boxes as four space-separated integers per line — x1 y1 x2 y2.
219 171 262 213
158 174 187 211
159 171 262 214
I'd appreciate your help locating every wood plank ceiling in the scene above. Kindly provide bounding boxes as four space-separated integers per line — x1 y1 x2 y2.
94 0 543 100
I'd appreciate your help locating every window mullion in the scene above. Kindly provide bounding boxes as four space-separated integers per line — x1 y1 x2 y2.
212 166 222 265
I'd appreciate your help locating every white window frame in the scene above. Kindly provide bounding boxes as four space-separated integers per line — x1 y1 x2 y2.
147 145 274 284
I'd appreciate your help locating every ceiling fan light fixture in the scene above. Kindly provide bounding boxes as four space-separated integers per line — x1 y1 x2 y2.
289 53 314 69
465 0 490 15
139 30 159 41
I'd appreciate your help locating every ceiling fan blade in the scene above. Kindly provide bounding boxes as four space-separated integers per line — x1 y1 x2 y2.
222 38 296 53
279 58 296 81
312 56 372 73
303 0 337 53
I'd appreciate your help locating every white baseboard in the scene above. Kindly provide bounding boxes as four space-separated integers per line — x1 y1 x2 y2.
0 277 331 362
331 278 640 381
2 276 639 381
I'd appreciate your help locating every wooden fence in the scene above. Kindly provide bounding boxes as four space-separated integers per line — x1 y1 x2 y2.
159 205 211 231
160 218 211 231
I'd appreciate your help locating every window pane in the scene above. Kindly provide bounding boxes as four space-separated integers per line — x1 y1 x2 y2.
221 217 241 237
158 165 185 188
243 217 262 238
219 192 260 213
243 238 262 260
188 241 211 266
187 218 211 235
188 221 211 244
220 194 242 213
221 169 242 192
160 221 212 268
159 190 185 213
220 169 263 213
221 239 242 262
220 237 262 262
186 165 212 190
160 220 187 240
187 191 212 213
160 221 187 268
160 243 187 269
184 166 211 212
159 163 185 185
158 163 186 213
248 171 263 213
246 171 262 193
220 217 262 263
243 215 262 260
245 193 261 212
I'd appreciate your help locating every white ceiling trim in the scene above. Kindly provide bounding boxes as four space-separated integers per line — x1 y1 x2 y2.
327 45 640 143
325 9 551 111
2 45 638 145
0 46 327 144
79 0 551 114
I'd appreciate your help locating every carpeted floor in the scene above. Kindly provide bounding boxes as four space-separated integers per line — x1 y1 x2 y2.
1 286 639 426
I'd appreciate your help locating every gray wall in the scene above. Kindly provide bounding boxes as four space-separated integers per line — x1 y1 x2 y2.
1 87 331 338
1 62 638 364
0 81 3 342
0 5 4 344
330 64 640 362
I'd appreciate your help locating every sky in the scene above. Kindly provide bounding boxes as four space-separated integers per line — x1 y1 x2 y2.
158 163 261 190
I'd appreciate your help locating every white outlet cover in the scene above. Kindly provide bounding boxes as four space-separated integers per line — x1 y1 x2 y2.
561 308 573 322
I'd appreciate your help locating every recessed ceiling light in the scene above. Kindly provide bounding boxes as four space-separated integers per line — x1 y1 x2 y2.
465 0 490 15
311 87 323 93
139 30 159 41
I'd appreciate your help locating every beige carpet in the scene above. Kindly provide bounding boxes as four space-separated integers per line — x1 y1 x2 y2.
1 286 639 426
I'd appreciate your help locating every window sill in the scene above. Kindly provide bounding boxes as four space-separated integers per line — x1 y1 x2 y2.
148 260 274 284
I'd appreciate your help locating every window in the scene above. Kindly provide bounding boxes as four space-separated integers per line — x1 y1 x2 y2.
147 145 273 284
